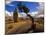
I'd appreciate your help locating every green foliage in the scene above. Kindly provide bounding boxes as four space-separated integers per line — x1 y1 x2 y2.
17 2 30 13
22 6 30 13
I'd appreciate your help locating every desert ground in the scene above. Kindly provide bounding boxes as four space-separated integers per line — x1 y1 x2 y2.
5 15 44 34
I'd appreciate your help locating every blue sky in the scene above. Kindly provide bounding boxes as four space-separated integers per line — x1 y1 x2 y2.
5 1 39 13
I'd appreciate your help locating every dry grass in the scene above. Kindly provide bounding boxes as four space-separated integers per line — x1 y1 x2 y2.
5 17 33 33
5 16 44 34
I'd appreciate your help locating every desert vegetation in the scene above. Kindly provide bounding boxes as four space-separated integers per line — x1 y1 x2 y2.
5 2 44 34
5 15 44 34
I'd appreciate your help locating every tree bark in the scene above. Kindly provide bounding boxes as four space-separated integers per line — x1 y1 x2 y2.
26 14 35 32
13 10 18 23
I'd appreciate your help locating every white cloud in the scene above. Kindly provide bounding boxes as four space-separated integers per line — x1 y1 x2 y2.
5 0 17 4
5 10 13 16
33 2 44 18
5 0 14 6
37 14 44 18
18 12 27 17
5 2 44 18
5 0 12 4
28 2 44 17
5 11 26 17
31 12 38 14
36 2 44 10
30 11 38 15
28 11 38 16
7 4 14 6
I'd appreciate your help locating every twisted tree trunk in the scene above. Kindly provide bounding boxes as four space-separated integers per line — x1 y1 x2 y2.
13 8 18 23
13 11 18 22
26 14 35 32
